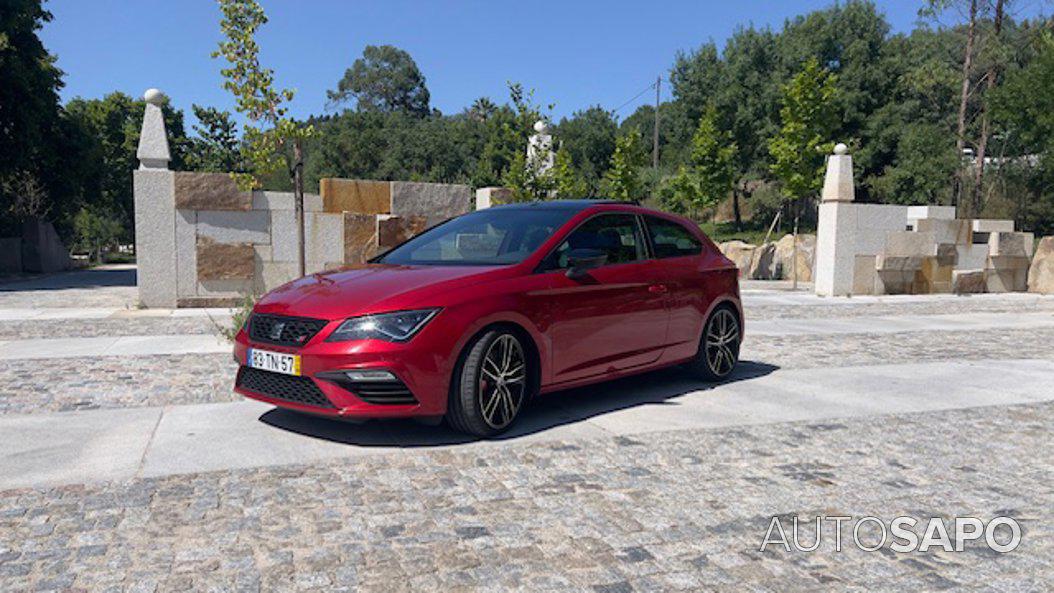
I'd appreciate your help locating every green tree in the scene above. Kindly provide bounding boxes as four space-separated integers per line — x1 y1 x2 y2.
768 58 839 203
328 45 431 116
555 106 619 194
186 105 243 173
553 146 588 198
688 105 737 211
602 128 648 200
214 0 314 276
72 204 123 264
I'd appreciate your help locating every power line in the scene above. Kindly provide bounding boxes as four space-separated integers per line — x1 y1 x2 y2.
612 79 660 114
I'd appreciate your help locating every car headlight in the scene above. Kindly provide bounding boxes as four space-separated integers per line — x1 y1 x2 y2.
326 309 440 343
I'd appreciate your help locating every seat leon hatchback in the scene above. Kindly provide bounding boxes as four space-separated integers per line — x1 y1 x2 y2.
234 200 743 436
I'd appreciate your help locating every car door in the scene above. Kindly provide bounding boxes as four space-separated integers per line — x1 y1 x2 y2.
642 215 711 358
538 213 670 384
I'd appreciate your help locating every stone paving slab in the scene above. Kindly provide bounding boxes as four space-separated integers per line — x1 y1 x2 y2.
748 310 1054 336
0 401 1050 592
2 359 1052 490
0 334 229 360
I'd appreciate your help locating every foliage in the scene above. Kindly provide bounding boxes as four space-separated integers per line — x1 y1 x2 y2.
213 0 312 191
553 146 588 198
328 45 431 116
186 105 244 173
213 293 256 343
72 205 123 263
2 170 49 219
554 106 619 195
768 58 839 202
602 128 648 200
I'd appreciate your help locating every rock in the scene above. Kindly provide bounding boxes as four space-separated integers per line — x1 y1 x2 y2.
718 241 757 277
774 233 816 282
319 179 391 215
377 215 428 249
748 242 777 279
1027 236 1054 295
953 269 986 294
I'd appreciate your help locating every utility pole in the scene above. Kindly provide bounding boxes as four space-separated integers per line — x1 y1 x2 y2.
652 76 660 170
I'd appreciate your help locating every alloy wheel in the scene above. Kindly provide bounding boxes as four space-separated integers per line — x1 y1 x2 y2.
478 334 526 430
704 308 740 378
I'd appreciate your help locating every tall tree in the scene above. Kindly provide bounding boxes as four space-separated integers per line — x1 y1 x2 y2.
972 0 1008 213
682 104 738 215
186 105 243 173
328 45 431 116
552 146 588 198
602 128 648 201
214 0 314 276
768 58 839 205
555 106 619 194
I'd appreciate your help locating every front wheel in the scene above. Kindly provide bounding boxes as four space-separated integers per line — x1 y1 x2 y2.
686 306 741 381
447 329 530 437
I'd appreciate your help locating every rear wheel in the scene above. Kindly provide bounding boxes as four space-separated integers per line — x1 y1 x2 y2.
447 329 530 437
687 306 741 381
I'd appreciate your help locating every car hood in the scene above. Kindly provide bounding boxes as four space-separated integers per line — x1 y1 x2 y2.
254 263 509 320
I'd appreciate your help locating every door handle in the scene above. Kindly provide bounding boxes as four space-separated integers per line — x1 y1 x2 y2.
648 284 668 294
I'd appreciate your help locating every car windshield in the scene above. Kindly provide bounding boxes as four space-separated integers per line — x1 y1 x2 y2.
376 208 577 266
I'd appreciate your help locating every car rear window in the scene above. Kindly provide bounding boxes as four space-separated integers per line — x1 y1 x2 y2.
645 216 703 258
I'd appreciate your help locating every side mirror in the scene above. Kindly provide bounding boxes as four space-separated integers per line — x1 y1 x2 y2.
566 248 607 280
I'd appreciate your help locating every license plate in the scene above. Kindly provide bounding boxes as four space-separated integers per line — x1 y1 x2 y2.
247 348 301 376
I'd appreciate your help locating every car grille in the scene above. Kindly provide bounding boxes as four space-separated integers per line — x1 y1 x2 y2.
348 380 417 405
248 314 328 347
236 366 335 409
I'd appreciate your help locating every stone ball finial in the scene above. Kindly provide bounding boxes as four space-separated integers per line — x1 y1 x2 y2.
143 88 166 105
533 120 549 135
833 142 849 156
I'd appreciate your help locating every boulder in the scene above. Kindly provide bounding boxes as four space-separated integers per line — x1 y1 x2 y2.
1028 236 1054 295
718 240 757 277
774 233 816 282
748 242 777 279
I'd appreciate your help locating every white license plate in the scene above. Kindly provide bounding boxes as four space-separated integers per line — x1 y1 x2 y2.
247 348 301 376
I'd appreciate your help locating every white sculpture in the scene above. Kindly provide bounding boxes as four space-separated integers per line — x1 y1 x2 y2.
527 120 554 175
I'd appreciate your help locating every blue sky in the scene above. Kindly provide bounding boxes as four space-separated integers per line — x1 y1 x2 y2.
39 0 1046 130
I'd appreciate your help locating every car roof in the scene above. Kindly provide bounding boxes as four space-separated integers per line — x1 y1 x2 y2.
490 199 639 212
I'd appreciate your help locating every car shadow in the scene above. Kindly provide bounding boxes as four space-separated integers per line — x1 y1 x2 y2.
258 359 779 447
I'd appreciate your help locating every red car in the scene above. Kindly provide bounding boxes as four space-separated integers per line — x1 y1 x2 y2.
234 200 742 436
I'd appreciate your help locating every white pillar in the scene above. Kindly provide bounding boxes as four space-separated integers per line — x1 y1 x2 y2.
815 143 857 296
133 88 177 307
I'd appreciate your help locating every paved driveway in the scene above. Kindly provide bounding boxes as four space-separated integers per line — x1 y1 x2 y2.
0 267 1052 591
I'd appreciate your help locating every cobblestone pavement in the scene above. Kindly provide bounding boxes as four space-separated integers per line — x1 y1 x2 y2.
1 270 1052 591
0 402 1050 592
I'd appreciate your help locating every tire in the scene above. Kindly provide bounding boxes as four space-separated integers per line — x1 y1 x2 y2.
686 305 741 381
447 329 531 437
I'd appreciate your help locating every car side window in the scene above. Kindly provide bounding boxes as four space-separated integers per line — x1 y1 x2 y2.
645 216 703 258
546 214 646 270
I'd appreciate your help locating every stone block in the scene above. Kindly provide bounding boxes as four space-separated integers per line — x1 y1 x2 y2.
884 231 936 257
254 261 298 293
377 214 428 249
134 169 177 307
270 210 297 262
972 219 1015 233
198 278 252 297
876 254 924 271
319 179 391 214
0 238 22 273
390 181 471 226
985 267 1028 293
173 172 252 211
988 231 1034 258
920 257 953 293
987 255 1031 271
953 269 986 294
1028 236 1054 295
304 193 323 212
196 210 271 244
475 187 514 210
196 236 254 281
876 269 916 295
344 213 378 264
19 219 71 273
916 218 971 245
815 201 857 296
935 243 958 267
252 191 293 210
956 243 989 270
175 210 197 298
852 255 877 295
907 205 956 223
306 213 344 263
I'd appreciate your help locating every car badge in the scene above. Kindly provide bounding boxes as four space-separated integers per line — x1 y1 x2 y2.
269 321 286 341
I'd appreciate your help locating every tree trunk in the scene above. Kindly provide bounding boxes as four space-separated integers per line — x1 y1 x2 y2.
972 0 1004 217
955 0 978 213
293 138 306 278
732 185 743 231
